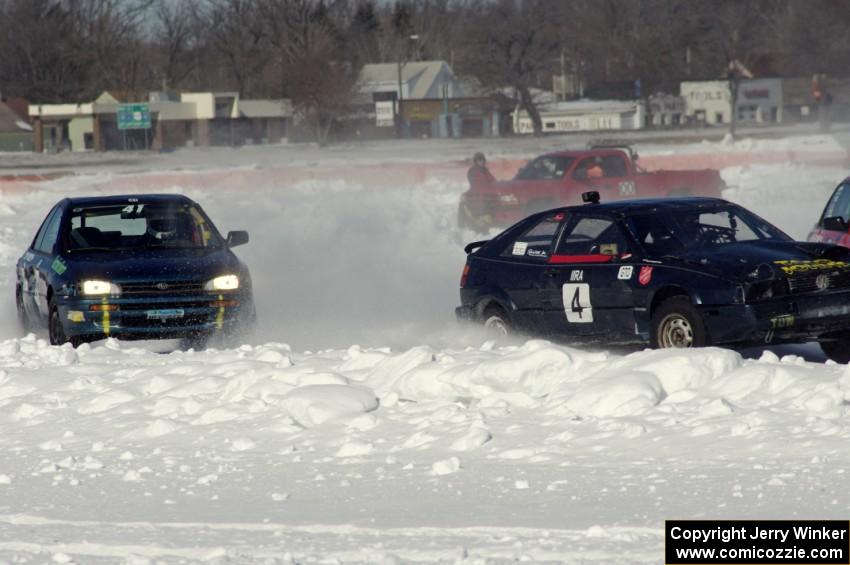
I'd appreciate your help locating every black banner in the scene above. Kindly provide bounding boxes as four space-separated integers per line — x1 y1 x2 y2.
665 520 850 564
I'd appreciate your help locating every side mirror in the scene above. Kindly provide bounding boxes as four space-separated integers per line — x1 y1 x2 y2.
823 216 848 232
226 230 249 247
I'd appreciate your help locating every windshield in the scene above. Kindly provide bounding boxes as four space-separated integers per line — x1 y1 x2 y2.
65 202 223 252
626 205 791 256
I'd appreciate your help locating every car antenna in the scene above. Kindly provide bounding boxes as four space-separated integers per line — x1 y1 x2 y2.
582 191 600 205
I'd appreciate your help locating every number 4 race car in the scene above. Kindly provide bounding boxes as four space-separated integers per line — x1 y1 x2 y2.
456 191 850 363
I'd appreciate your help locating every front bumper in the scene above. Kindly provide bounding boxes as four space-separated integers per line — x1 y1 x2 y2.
57 292 252 340
703 289 850 345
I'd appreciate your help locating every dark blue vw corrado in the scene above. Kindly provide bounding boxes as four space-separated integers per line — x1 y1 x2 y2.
457 192 850 363
16 194 255 348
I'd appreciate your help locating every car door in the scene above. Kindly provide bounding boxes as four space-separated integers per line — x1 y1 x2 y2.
539 214 637 338
28 206 65 321
490 211 567 331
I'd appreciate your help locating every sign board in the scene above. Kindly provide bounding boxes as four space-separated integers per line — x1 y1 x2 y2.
375 101 395 127
117 104 151 130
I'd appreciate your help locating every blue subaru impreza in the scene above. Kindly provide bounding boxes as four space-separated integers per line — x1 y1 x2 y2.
15 194 255 348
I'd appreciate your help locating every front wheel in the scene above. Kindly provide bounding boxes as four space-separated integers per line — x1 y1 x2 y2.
820 334 850 364
650 296 710 349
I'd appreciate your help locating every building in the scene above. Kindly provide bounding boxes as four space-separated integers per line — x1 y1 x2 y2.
513 99 645 134
29 91 293 152
648 93 685 127
680 79 783 125
0 97 32 151
353 60 497 138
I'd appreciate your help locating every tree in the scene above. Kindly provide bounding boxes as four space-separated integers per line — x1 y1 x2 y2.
200 0 268 96
259 0 359 145
149 0 201 91
458 0 559 136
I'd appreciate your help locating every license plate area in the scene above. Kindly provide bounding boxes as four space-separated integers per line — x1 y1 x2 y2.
146 308 185 320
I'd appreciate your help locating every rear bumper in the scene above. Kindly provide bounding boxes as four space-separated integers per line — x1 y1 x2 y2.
703 290 850 345
57 292 253 340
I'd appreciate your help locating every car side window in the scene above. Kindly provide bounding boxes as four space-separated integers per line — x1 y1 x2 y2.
37 208 63 254
516 156 571 181
823 183 850 224
33 207 62 254
601 155 627 177
556 216 629 256
501 212 566 260
574 155 627 179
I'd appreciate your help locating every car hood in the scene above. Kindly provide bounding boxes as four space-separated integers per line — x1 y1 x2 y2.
64 247 245 283
676 240 850 281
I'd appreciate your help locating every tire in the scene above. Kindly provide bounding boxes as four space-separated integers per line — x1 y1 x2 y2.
48 301 68 346
482 305 511 337
15 285 30 333
650 296 710 349
820 335 850 364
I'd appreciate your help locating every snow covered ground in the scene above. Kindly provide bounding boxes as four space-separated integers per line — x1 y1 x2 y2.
1 135 850 564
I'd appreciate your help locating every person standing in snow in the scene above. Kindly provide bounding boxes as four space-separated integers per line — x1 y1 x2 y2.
467 152 495 190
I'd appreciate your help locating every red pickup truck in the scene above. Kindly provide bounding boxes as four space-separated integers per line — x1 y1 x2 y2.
459 145 726 230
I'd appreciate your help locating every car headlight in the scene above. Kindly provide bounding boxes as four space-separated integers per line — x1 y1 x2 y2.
205 274 239 291
499 194 519 205
81 280 121 296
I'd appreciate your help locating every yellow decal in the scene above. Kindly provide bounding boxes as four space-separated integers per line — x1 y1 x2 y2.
774 259 849 274
770 314 795 329
216 293 225 329
102 296 110 335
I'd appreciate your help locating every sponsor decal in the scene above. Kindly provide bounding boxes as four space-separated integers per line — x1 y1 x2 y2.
570 270 584 282
770 314 795 329
618 180 636 196
51 257 67 275
527 248 548 258
638 265 653 285
599 243 618 255
512 241 528 256
618 266 634 280
774 258 849 274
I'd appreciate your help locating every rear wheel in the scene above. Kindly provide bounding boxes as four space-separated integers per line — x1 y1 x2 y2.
820 334 850 364
650 296 709 349
482 305 511 337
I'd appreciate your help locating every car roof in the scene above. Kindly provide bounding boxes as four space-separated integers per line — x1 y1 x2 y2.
553 196 733 216
64 194 195 207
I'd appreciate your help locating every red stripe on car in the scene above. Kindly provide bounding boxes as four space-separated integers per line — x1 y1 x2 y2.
547 255 613 264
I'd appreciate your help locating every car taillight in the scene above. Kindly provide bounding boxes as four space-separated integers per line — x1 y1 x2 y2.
460 263 471 288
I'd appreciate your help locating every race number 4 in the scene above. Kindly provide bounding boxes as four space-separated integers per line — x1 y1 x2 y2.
563 283 593 323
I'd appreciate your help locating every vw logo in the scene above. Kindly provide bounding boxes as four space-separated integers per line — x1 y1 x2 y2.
815 274 830 290
155 282 169 290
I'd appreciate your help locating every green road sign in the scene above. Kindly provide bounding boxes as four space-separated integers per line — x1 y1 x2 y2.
117 104 151 130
